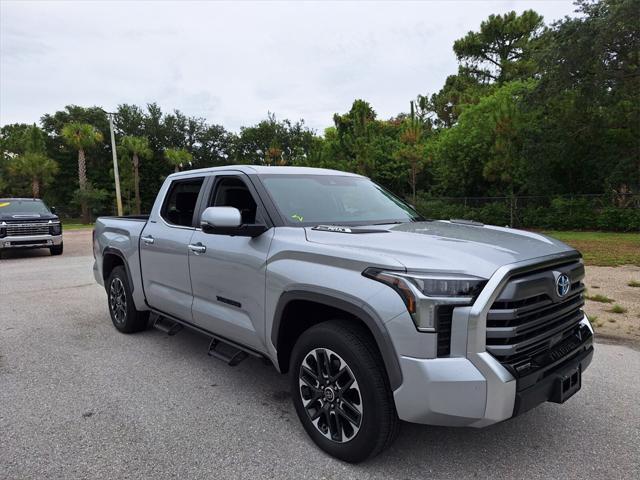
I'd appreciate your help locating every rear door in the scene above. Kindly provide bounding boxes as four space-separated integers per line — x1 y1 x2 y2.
188 174 274 352
140 176 205 321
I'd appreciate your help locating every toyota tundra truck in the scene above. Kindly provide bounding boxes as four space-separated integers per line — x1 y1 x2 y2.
0 198 63 256
92 166 594 462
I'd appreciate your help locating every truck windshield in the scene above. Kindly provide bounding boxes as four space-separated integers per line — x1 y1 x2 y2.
260 175 422 225
0 199 51 214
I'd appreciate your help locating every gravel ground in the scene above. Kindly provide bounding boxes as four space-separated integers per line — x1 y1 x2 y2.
584 266 640 344
1 230 639 479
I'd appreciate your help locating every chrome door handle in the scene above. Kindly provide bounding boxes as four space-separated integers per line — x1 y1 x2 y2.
188 243 206 255
141 235 154 245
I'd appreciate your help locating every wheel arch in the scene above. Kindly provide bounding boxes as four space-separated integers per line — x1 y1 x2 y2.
102 247 134 292
272 291 403 390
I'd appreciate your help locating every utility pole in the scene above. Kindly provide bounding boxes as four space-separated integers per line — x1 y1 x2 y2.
105 112 123 216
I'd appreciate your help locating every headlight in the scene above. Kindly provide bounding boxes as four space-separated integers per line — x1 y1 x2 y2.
0 221 6 238
49 221 62 235
363 268 487 332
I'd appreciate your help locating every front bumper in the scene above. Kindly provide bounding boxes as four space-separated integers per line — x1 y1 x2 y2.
0 234 62 249
391 252 594 428
393 316 593 427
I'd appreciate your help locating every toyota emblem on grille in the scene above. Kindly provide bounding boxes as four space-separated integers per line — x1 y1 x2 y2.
556 274 571 297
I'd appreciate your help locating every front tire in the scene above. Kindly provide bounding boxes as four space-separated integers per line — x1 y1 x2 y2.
50 243 63 255
290 320 398 463
106 266 148 333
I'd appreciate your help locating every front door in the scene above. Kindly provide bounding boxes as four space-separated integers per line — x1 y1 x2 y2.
140 176 205 321
189 175 273 352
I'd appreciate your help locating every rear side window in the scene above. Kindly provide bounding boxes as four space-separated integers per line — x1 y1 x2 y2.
161 178 204 227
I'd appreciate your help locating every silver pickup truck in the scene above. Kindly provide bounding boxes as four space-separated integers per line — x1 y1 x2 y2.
93 166 594 462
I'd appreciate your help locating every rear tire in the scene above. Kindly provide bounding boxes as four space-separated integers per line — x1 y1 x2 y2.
290 320 399 463
106 266 148 333
50 243 63 255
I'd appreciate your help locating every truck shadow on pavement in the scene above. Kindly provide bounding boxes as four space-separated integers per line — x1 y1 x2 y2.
0 248 51 260
137 324 586 476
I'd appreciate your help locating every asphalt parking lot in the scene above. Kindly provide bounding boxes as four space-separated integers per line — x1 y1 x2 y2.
1 231 639 480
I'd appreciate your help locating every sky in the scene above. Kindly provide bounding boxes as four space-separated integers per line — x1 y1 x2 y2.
1 0 578 132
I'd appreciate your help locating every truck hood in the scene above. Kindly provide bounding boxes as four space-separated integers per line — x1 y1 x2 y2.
305 221 577 279
0 212 59 222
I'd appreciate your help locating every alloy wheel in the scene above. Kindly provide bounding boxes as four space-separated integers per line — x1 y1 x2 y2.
298 348 363 443
109 277 127 325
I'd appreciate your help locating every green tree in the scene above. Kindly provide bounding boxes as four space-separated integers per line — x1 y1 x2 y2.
165 147 192 172
8 153 59 198
431 81 536 198
234 113 316 166
61 122 103 223
453 10 544 84
395 101 429 204
120 136 152 214
333 100 378 176
531 0 640 195
6 125 58 198
424 71 490 127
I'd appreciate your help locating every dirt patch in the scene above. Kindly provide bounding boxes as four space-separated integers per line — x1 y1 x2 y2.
585 265 640 346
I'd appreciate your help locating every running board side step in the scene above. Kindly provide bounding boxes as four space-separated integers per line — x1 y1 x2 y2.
208 338 249 366
147 308 267 367
151 313 183 336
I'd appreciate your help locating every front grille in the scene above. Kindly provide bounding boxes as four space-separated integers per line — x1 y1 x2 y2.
486 261 585 373
5 222 51 236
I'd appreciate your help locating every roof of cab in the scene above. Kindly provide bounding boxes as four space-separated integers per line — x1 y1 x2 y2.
167 165 362 179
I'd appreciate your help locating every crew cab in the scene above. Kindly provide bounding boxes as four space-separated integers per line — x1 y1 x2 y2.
93 166 594 462
0 198 63 256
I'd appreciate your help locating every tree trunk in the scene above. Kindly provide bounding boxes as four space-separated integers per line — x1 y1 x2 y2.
78 148 89 224
133 154 141 215
411 163 417 206
32 177 40 198
174 164 179 173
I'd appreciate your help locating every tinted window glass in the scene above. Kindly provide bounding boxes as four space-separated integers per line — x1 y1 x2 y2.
260 175 420 225
0 199 51 214
161 178 204 227
210 177 259 224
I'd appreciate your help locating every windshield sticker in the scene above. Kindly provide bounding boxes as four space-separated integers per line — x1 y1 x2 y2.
291 214 304 222
0 202 10 208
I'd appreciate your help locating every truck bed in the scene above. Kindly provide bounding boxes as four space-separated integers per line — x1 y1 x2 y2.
93 215 149 309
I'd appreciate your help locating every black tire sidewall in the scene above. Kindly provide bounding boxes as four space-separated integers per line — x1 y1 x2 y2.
107 266 139 333
290 322 393 463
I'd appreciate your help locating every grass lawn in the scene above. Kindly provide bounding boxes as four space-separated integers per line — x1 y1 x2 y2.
543 231 640 267
63 223 94 231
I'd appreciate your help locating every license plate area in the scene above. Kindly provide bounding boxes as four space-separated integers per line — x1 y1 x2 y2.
551 366 581 403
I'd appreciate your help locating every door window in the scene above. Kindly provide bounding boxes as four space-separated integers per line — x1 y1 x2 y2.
161 178 204 227
210 177 260 224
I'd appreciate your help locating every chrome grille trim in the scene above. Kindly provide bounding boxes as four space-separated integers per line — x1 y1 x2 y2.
5 222 52 236
485 261 585 364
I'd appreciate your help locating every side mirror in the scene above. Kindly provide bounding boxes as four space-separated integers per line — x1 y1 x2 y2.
201 206 241 228
200 206 268 238
50 206 57 214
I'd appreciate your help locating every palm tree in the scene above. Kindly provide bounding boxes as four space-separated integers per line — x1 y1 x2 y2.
8 153 59 198
398 101 427 204
164 148 192 173
120 136 152 214
61 122 103 223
